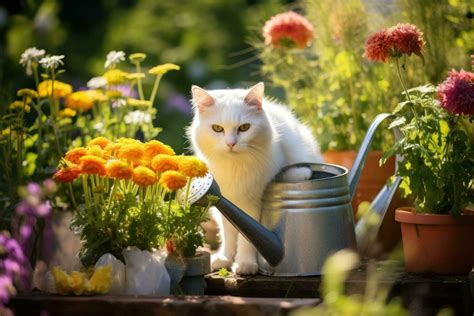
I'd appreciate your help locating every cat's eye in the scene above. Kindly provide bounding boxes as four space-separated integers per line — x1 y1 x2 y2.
212 125 224 133
238 123 251 132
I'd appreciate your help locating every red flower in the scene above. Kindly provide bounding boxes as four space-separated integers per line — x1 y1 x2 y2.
262 11 314 49
390 23 424 57
437 69 474 116
53 165 82 183
165 239 176 254
363 29 394 63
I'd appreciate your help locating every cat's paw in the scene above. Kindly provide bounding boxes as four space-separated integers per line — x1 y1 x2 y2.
280 166 312 182
232 260 258 275
211 254 232 271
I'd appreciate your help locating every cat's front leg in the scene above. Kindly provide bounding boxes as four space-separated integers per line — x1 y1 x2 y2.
211 215 238 271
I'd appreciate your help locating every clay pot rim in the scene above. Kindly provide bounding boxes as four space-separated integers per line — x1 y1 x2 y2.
395 207 474 225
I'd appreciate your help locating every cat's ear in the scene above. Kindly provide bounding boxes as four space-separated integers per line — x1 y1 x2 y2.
244 82 264 110
191 85 214 112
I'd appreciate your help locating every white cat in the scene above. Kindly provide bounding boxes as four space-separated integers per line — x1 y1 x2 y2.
188 82 323 275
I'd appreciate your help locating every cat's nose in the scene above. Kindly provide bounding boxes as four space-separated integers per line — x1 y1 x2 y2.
226 142 236 149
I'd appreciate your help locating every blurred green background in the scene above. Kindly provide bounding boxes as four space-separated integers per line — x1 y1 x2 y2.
0 0 285 153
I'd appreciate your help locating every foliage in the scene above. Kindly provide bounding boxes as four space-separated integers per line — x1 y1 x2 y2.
382 85 474 215
255 0 473 152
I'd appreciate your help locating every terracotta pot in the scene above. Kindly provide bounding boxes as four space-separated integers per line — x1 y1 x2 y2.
395 208 474 274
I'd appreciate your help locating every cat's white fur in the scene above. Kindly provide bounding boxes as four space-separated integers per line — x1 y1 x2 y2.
188 82 323 275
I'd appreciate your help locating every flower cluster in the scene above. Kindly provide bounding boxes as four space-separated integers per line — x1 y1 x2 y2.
364 23 424 63
51 265 112 295
437 69 474 116
262 11 314 49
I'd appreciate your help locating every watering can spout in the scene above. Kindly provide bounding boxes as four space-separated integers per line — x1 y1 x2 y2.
348 113 394 201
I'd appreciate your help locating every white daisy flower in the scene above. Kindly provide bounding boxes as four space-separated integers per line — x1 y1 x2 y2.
124 110 151 125
39 55 65 70
87 76 107 89
19 47 45 75
104 50 126 69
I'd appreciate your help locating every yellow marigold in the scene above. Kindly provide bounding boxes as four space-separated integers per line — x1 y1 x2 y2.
117 143 144 163
38 80 73 98
144 140 175 159
59 108 77 117
80 155 107 176
160 170 187 191
65 147 88 164
106 160 133 180
105 90 122 98
65 90 105 112
178 156 208 178
87 145 106 159
88 136 112 149
17 88 38 99
151 154 179 173
85 265 112 294
70 271 87 295
148 63 180 75
127 98 151 107
132 166 157 187
117 137 141 144
129 53 146 63
103 69 128 85
126 73 146 80
9 101 31 113
51 266 73 295
104 142 121 157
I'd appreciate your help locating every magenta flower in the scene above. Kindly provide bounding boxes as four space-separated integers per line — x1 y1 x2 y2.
437 69 474 116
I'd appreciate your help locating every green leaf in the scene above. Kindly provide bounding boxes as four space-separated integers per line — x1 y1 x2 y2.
388 116 406 129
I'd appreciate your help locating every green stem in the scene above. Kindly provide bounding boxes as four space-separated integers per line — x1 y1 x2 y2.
184 177 192 208
149 74 162 106
33 63 40 89
107 180 118 214
82 175 91 208
136 63 145 100
67 182 78 210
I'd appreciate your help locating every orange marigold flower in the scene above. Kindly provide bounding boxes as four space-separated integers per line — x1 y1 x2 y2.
390 23 424 57
363 28 394 63
262 11 314 49
37 80 73 98
117 137 141 145
144 140 175 159
132 166 157 187
58 108 77 118
104 142 121 157
151 154 179 173
106 160 133 180
80 155 107 176
117 143 144 163
53 164 82 182
65 147 88 164
88 136 112 149
159 170 187 191
87 145 106 159
178 156 208 178
65 90 104 112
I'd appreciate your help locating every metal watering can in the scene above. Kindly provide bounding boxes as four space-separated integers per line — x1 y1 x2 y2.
184 113 402 276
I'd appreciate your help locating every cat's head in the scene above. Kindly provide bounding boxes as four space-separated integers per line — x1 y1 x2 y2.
189 82 273 157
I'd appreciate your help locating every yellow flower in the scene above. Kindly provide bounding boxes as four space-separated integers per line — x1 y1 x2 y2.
151 154 179 173
17 88 38 98
129 53 146 63
117 137 141 144
70 271 87 295
144 140 175 159
126 73 146 81
88 136 112 149
105 90 122 98
59 108 77 118
87 145 106 159
51 266 73 295
37 80 73 98
178 156 208 178
104 142 121 157
80 155 107 176
127 98 151 107
117 143 144 164
103 69 128 85
65 90 105 112
132 166 157 187
65 147 88 164
148 63 180 75
159 170 187 191
85 265 112 294
106 160 133 180
9 101 31 113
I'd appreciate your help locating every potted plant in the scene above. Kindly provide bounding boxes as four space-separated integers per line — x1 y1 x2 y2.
367 24 474 273
53 137 211 294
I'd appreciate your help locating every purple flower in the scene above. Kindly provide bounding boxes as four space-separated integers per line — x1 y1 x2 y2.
26 183 43 198
437 69 474 115
42 179 57 195
165 93 192 115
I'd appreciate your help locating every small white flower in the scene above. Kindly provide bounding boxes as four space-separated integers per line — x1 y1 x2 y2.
104 50 126 69
112 98 127 108
87 76 107 89
93 122 105 133
124 110 151 125
19 47 45 75
39 55 65 70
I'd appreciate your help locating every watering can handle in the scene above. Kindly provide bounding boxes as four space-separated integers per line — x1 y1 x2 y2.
347 113 401 200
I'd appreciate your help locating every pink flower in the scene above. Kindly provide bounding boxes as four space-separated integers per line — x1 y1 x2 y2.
363 29 394 63
390 23 424 57
437 69 474 116
262 11 314 49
